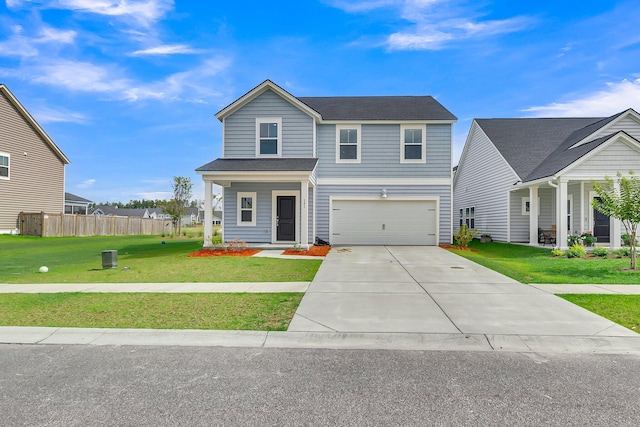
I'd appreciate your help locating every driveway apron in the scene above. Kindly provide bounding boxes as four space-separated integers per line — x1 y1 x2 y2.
287 246 637 337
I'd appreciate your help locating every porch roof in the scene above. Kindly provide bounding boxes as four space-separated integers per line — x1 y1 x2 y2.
196 158 318 172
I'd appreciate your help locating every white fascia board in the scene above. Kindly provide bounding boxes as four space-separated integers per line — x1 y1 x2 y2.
319 119 456 125
198 170 314 182
317 178 451 186
570 109 640 149
557 131 640 178
215 80 321 121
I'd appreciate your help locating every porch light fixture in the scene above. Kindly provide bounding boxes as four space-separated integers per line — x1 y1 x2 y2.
381 189 387 198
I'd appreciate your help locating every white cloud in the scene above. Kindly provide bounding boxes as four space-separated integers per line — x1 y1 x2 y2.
130 44 201 56
13 0 174 27
77 179 96 189
31 105 88 124
523 78 640 117
0 24 76 57
329 0 534 50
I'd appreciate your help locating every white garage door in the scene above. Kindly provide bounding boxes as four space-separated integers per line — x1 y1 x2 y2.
331 199 437 245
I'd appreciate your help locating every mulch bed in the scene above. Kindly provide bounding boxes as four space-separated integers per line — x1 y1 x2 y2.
188 248 261 257
283 246 331 256
439 245 479 252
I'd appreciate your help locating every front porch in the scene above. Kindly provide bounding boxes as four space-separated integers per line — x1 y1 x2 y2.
510 178 623 250
196 158 318 249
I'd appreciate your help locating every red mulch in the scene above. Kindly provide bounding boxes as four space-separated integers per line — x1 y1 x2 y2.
439 245 479 252
283 246 331 256
188 248 261 257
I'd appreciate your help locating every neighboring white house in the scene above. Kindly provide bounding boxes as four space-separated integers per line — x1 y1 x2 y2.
453 109 640 249
64 192 92 214
196 80 457 248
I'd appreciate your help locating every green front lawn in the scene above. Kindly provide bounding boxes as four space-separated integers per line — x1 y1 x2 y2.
559 294 640 332
0 235 321 284
447 240 640 284
0 293 302 330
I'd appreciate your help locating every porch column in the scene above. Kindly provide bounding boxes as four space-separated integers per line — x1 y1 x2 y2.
557 179 568 249
611 180 622 249
529 185 539 246
203 179 213 247
300 180 309 249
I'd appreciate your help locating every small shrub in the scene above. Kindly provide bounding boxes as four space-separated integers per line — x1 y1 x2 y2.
581 231 596 246
454 224 478 249
592 247 608 258
565 243 587 258
612 247 631 258
621 234 638 246
226 238 247 252
291 243 303 252
550 248 565 257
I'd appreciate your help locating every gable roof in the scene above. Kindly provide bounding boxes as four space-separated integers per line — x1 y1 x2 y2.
65 192 92 203
475 117 604 182
215 79 457 122
475 109 640 182
0 84 70 164
298 96 457 121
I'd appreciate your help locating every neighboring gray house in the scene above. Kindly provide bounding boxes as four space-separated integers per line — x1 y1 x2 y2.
453 109 640 249
0 84 70 234
197 80 456 247
65 192 92 214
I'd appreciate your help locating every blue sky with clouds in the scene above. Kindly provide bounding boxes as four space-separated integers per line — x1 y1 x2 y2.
1 0 639 203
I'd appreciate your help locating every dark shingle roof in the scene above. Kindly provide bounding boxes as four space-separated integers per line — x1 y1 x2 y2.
65 192 92 203
298 96 457 121
475 117 603 181
196 158 318 172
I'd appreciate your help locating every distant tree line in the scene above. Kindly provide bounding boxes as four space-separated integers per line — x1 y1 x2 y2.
89 198 201 210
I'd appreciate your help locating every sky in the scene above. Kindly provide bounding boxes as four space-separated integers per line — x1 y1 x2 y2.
1 0 639 204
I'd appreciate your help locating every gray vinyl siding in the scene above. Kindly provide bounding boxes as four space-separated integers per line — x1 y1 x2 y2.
223 182 310 243
538 187 555 231
593 116 640 140
509 189 529 242
316 123 451 178
223 90 314 158
0 91 65 232
315 184 451 244
453 124 519 242
567 140 640 177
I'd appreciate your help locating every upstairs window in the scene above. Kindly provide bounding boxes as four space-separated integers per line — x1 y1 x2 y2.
0 153 8 179
401 125 426 163
336 124 361 163
256 118 281 157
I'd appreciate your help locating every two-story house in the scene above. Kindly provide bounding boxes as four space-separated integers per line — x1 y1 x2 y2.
197 80 457 248
0 84 70 234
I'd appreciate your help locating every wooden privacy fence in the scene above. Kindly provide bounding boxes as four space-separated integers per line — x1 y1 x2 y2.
20 212 173 237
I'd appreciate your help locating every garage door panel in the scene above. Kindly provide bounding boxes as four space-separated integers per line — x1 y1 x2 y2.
331 200 437 245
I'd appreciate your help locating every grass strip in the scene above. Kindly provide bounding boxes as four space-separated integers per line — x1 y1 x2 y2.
447 240 640 284
559 294 640 333
0 293 303 331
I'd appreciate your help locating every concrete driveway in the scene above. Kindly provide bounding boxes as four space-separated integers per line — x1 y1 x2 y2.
288 246 637 337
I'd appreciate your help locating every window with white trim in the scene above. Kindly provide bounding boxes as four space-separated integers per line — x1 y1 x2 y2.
459 207 475 229
237 192 256 226
0 152 8 179
522 197 540 216
336 124 361 163
256 118 281 156
400 125 426 163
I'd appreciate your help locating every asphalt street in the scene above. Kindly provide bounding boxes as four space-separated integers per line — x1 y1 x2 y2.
1 345 639 426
